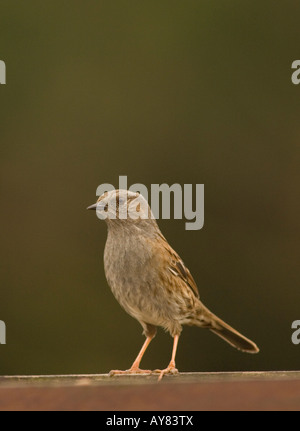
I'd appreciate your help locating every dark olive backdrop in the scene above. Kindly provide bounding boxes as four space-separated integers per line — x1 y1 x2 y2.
0 1 299 375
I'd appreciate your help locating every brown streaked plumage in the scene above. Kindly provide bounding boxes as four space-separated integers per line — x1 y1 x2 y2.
88 189 259 380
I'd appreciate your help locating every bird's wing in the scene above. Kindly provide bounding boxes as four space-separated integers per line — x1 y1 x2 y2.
155 232 200 299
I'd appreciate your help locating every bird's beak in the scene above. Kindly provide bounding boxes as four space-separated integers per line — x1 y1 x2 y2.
87 204 98 211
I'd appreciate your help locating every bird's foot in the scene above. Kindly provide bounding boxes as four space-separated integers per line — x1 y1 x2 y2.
109 367 153 376
154 364 179 382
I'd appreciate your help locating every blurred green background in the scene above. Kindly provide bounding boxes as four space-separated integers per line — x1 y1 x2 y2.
0 1 299 375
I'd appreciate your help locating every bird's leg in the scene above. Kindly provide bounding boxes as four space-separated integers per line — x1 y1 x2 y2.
109 336 154 376
129 335 153 372
155 335 179 381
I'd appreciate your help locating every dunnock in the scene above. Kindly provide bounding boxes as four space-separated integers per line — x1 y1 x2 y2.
88 189 259 380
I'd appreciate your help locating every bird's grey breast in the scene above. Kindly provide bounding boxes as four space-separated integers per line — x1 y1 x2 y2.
104 229 154 306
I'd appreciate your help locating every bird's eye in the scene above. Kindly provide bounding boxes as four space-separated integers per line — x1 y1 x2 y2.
104 203 108 212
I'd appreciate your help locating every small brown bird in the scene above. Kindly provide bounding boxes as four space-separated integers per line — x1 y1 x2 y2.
88 189 259 380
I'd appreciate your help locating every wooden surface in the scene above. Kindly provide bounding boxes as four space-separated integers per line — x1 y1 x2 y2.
0 371 299 411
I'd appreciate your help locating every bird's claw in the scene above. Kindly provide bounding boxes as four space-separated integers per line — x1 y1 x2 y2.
153 366 179 381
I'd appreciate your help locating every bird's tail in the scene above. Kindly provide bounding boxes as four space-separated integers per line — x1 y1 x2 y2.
195 306 259 354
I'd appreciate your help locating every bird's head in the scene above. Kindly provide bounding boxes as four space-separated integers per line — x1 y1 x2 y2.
87 189 154 225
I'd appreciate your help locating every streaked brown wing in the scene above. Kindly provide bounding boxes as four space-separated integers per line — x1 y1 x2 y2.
156 233 200 299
